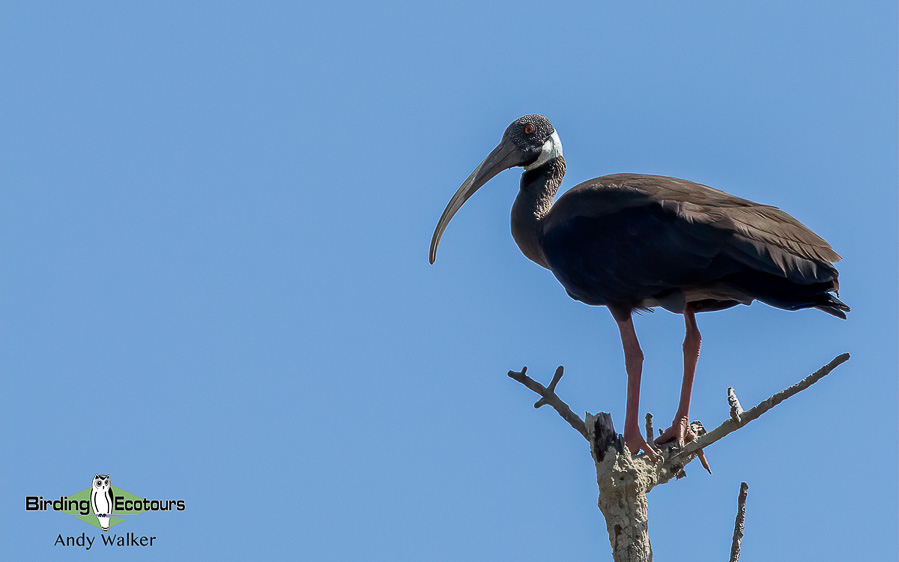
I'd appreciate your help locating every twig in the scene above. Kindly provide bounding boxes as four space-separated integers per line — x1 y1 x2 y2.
727 387 744 424
729 482 749 562
645 413 654 444
688 421 712 474
508 366 588 439
669 353 849 465
536 365 565 408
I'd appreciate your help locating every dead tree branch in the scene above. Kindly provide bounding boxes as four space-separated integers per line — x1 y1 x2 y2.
727 387 744 424
507 366 588 439
507 354 849 562
665 353 850 470
730 482 749 562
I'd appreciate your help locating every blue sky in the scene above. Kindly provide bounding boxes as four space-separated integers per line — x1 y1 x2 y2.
1 1 895 560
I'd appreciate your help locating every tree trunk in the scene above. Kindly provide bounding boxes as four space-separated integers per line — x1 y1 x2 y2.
589 413 653 562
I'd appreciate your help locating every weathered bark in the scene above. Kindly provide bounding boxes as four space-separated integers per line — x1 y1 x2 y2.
588 413 652 562
508 353 849 562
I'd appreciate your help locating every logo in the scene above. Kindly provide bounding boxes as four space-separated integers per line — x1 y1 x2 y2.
25 474 186 549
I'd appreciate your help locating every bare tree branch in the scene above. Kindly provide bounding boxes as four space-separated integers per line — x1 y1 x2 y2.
730 482 749 562
507 366 588 439
667 353 850 466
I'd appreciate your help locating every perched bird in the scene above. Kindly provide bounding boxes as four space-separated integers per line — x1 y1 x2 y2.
429 114 847 459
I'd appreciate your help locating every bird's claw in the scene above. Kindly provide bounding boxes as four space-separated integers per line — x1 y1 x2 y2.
624 426 660 463
655 416 712 473
655 415 693 447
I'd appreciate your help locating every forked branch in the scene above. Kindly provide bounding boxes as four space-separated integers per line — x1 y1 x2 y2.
507 366 588 439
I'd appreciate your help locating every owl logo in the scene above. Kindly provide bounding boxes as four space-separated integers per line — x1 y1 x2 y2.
90 475 114 532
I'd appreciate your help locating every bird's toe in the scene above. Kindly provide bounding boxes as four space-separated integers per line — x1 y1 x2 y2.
624 426 660 462
655 415 693 447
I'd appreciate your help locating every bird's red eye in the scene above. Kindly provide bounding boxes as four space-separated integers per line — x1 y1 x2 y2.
523 123 535 135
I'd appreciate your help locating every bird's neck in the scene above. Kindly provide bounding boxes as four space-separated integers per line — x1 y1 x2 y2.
511 156 566 269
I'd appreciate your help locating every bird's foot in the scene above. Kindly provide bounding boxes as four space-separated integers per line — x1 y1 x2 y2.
624 425 659 462
655 415 693 447
655 416 712 473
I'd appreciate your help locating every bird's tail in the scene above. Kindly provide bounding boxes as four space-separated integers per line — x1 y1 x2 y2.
815 293 850 319
726 271 849 319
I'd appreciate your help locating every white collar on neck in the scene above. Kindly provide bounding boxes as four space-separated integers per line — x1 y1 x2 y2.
524 130 563 171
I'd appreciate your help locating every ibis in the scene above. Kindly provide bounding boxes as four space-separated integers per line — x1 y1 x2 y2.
429 114 848 459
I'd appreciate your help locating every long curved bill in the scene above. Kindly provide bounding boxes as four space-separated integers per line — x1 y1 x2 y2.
429 139 522 264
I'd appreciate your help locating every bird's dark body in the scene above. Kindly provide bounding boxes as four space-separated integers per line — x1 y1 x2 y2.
538 173 847 318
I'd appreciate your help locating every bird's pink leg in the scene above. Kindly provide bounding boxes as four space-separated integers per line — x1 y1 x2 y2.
614 311 658 461
656 305 701 446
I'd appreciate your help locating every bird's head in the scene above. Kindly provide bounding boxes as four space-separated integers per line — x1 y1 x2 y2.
429 114 563 264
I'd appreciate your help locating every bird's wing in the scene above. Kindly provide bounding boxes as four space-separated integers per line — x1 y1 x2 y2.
541 185 738 306
549 174 840 284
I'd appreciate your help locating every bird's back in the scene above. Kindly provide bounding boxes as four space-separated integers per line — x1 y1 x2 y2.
539 174 848 317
